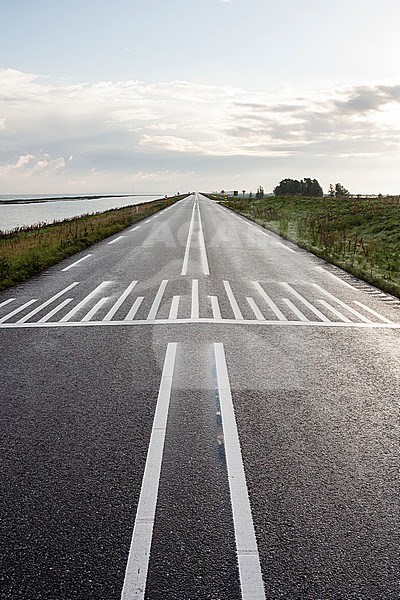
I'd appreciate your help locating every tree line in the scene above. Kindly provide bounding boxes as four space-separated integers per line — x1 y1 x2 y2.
272 178 349 197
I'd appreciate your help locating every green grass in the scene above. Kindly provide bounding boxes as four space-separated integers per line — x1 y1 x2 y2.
218 194 400 298
0 195 187 290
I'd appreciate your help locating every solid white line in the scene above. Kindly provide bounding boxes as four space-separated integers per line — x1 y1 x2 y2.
214 343 265 600
181 203 196 275
276 242 296 253
2 319 400 330
209 295 222 319
61 254 92 272
316 299 351 323
81 297 109 321
103 281 138 321
246 297 265 321
60 282 111 322
282 298 309 321
353 300 392 323
147 280 168 320
0 298 15 309
130 226 140 232
253 281 287 321
169 295 180 320
17 282 80 323
108 236 125 245
121 342 177 600
313 284 372 323
197 204 210 276
191 279 199 319
125 297 144 320
38 298 73 323
282 283 330 322
0 299 37 323
315 266 357 289
223 281 243 320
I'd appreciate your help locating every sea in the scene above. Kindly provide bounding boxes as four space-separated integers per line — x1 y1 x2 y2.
0 194 162 232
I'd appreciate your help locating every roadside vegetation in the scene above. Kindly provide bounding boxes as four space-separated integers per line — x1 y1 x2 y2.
0 195 186 291
211 193 400 298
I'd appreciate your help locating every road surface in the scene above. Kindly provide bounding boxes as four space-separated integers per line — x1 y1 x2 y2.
1 193 399 599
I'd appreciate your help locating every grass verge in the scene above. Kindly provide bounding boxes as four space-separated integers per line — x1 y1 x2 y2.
0 194 187 291
215 194 400 298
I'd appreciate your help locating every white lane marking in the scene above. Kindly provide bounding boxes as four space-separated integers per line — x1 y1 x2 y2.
0 299 37 323
281 283 330 322
121 342 177 600
353 300 393 323
191 279 199 319
276 242 296 253
103 281 138 321
316 299 351 323
253 281 287 321
108 236 125 245
3 319 400 330
312 284 372 323
147 280 168 320
61 254 92 272
17 282 80 323
282 298 308 322
125 297 144 320
209 295 222 319
214 343 265 600
181 203 196 275
315 266 357 289
246 297 265 321
81 297 109 321
60 282 111 322
38 298 73 323
169 295 180 320
130 226 140 232
0 298 15 309
223 281 243 320
197 203 210 276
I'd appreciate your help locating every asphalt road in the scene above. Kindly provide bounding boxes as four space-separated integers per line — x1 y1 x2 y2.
1 193 399 599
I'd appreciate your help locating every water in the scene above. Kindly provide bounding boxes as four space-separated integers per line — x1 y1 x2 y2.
0 195 162 232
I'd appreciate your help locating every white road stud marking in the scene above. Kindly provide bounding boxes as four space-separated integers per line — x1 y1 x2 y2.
282 298 309 322
316 299 351 323
38 298 73 323
81 297 109 321
17 282 79 323
0 299 37 323
253 281 287 321
313 284 372 323
214 343 265 600
130 226 140 232
125 297 144 320
246 297 265 321
147 280 168 320
353 301 392 323
169 295 180 320
61 254 92 272
60 282 111 322
276 242 296 253
282 283 330 322
121 342 177 600
209 295 222 320
223 281 243 320
103 281 138 321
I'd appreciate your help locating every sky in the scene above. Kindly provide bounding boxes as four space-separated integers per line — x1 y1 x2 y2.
0 0 400 195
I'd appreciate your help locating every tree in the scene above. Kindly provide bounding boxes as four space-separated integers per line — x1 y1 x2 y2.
273 178 323 197
334 182 350 197
328 184 335 197
256 185 265 199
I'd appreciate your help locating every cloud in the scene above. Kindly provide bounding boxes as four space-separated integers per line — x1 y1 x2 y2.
0 68 399 193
